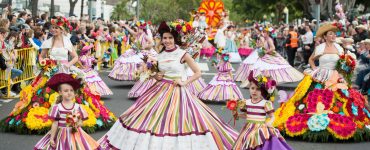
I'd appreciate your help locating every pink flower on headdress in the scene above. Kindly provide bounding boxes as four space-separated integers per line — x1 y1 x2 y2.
176 25 182 32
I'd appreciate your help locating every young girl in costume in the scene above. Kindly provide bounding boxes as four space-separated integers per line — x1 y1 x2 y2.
232 72 293 150
198 53 243 101
34 73 100 150
79 44 113 96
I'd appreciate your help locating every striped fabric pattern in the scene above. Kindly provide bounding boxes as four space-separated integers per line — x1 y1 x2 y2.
99 80 238 150
128 78 157 98
35 104 100 150
245 99 274 122
108 62 139 81
186 77 207 96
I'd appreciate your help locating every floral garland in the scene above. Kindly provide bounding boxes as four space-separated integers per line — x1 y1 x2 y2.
307 114 330 131
51 16 73 32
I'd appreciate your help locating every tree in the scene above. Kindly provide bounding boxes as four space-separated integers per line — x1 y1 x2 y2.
111 0 131 20
69 0 78 16
31 0 38 18
50 0 55 17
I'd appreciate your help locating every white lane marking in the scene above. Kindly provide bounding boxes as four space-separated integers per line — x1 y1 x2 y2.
0 99 14 103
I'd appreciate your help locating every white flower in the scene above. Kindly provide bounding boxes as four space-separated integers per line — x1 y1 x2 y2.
347 51 357 59
298 104 305 110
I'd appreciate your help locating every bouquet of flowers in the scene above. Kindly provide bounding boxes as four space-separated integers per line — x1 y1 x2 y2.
225 99 245 126
38 58 58 77
141 55 159 75
65 110 81 133
131 40 143 54
336 52 356 84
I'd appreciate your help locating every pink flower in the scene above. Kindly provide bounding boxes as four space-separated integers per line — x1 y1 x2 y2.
45 87 51 93
15 115 21 121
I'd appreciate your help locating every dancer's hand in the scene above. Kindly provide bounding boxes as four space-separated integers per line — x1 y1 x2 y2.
174 79 187 86
154 72 164 81
50 140 56 148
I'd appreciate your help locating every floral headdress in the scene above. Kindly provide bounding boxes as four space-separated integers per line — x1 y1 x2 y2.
169 19 193 35
221 53 230 62
248 71 277 101
51 16 72 32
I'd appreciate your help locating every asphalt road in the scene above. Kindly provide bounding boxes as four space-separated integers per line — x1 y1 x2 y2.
0 61 369 150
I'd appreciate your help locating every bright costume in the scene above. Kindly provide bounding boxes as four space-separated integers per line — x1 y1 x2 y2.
198 58 243 102
0 36 116 134
273 42 370 142
238 34 253 57
128 70 157 99
99 47 238 149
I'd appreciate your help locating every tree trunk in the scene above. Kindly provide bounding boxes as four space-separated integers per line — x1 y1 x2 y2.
31 0 38 18
69 0 78 17
50 0 55 17
80 0 84 20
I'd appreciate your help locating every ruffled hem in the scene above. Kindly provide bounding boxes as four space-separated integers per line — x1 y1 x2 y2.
304 68 335 83
198 84 244 101
233 123 290 150
35 128 101 150
98 121 219 150
128 78 157 98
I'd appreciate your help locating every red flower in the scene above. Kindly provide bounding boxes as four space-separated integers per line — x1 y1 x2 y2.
340 55 345 59
176 25 182 32
226 100 237 111
5 117 11 123
15 115 21 121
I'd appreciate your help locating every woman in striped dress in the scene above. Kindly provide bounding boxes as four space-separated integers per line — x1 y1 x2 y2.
98 21 238 150
234 29 303 87
232 72 292 150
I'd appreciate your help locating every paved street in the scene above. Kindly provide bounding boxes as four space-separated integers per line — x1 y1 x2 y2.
0 61 369 150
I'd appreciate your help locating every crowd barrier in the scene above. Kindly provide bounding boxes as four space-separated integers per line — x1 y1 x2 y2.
1 47 37 99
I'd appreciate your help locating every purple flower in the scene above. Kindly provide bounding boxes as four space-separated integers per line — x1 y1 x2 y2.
146 62 153 69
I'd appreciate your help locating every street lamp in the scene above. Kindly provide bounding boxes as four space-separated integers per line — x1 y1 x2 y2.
283 7 289 25
263 14 267 26
270 12 275 23
131 0 139 19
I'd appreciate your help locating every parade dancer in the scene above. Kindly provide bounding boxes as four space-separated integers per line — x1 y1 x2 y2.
109 22 157 81
234 28 303 87
1 17 115 134
273 23 370 142
99 21 238 150
34 73 100 150
198 53 243 102
79 44 113 96
231 72 293 150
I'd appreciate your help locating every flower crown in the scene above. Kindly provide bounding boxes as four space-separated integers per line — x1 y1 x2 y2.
248 71 277 101
221 53 230 62
51 16 72 32
332 22 343 30
169 19 193 35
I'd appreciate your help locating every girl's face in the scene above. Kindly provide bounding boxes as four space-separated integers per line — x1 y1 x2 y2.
162 32 175 48
324 31 337 42
51 26 63 36
249 82 262 100
59 84 75 101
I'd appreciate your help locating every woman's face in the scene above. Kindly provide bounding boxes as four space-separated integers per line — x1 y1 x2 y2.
162 32 175 48
365 43 370 50
249 82 262 100
51 26 63 36
324 31 336 42
59 84 75 101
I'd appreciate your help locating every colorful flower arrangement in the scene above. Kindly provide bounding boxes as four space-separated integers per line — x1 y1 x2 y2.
273 73 370 142
25 107 52 131
225 99 245 125
255 74 277 102
336 53 356 84
38 59 59 78
81 104 97 127
169 19 193 35
51 16 73 32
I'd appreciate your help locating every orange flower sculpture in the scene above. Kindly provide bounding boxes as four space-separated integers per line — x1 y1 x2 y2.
198 0 224 27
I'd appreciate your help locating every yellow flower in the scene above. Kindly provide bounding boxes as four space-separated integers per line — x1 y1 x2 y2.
182 26 187 33
262 77 268 83
81 105 97 127
48 92 60 105
25 107 52 130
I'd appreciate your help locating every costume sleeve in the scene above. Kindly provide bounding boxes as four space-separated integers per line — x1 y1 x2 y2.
264 101 274 114
49 104 60 120
78 105 89 121
40 37 52 49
